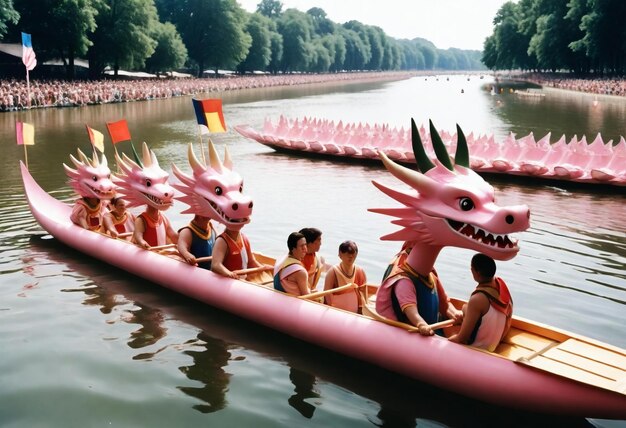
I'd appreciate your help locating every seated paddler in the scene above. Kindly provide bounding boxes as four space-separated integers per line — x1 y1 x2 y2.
113 142 178 248
274 232 310 296
63 149 116 231
103 197 135 239
448 253 513 351
323 240 367 313
171 141 268 279
177 214 216 269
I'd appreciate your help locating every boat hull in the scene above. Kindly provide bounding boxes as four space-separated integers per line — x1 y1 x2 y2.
20 162 626 419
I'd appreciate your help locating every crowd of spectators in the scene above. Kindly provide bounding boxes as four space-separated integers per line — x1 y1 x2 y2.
0 71 417 112
514 72 626 97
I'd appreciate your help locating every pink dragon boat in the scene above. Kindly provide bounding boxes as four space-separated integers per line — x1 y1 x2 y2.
235 115 626 187
20 122 626 418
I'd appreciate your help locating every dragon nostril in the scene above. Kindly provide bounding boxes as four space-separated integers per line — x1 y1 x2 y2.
249 202 253 208
232 203 239 211
505 215 514 224
527 210 530 219
164 193 169 197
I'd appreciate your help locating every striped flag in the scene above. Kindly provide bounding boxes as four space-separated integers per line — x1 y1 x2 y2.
86 125 105 153
16 121 35 145
192 98 227 134
21 33 37 71
106 119 132 144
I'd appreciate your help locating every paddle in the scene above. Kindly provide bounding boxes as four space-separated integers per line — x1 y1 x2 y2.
298 283 360 300
232 265 273 276
195 256 213 263
148 243 177 251
117 232 133 238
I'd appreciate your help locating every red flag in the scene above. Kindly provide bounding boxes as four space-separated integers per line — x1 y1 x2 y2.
106 119 132 144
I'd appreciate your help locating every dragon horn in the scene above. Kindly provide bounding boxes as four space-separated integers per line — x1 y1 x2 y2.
454 124 470 168
207 139 223 172
378 150 438 196
223 146 233 170
412 118 435 173
70 153 84 169
141 142 152 167
100 153 108 169
429 119 454 171
187 143 206 175
91 150 100 167
77 149 90 166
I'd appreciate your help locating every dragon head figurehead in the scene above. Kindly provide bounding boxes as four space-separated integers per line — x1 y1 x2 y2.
370 119 530 266
113 142 174 210
63 149 116 200
172 141 253 231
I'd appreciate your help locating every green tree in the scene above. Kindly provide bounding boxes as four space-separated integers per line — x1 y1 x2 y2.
256 0 282 18
365 26 384 70
306 7 333 35
237 12 273 73
0 0 19 40
14 0 99 79
145 21 187 74
88 0 159 78
343 21 371 68
277 8 313 72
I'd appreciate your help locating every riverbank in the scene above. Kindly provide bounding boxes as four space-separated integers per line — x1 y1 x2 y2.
508 72 626 97
1 71 418 112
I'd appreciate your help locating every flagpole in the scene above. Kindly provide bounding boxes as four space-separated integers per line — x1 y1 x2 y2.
198 127 206 164
26 69 31 109
24 144 29 169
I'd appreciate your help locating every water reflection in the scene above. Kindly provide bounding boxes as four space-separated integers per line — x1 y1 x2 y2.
177 332 231 414
287 368 319 418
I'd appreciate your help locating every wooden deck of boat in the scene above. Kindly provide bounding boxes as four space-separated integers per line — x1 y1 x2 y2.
496 320 626 395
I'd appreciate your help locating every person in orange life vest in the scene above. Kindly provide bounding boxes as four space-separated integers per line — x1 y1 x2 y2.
299 227 329 291
323 240 367 313
448 253 513 351
133 203 178 249
177 215 216 270
211 227 266 279
70 196 107 231
273 232 310 296
103 197 135 239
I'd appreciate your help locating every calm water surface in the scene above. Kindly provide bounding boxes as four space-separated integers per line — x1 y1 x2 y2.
1 75 625 427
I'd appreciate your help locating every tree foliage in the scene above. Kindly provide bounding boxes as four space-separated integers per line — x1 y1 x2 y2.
483 0 626 74
0 0 19 40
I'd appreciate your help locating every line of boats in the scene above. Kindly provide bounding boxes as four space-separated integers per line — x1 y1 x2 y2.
235 116 626 187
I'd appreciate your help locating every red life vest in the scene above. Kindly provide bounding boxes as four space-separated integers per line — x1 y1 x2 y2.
138 212 164 247
218 232 253 271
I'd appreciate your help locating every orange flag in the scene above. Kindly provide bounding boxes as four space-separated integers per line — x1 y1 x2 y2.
106 119 132 144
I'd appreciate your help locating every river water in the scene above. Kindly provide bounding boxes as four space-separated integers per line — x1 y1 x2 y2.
1 75 625 427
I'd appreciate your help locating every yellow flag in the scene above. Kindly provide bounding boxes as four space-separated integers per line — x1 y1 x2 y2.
86 125 105 153
22 122 35 145
205 112 226 133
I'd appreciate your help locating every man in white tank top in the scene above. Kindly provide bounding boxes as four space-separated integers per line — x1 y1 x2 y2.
448 253 513 352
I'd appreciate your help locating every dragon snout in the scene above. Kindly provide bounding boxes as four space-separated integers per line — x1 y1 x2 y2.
499 205 530 230
231 201 254 211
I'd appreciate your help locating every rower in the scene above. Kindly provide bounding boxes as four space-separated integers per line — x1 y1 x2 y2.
177 215 216 269
299 227 328 291
448 254 513 351
103 197 135 239
211 227 266 279
273 232 309 296
323 240 367 313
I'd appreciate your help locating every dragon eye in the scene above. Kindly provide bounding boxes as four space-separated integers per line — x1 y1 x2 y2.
92 175 98 181
215 186 222 195
146 179 152 187
459 197 474 211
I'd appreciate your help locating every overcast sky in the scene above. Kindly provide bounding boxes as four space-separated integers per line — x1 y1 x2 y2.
237 0 510 51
